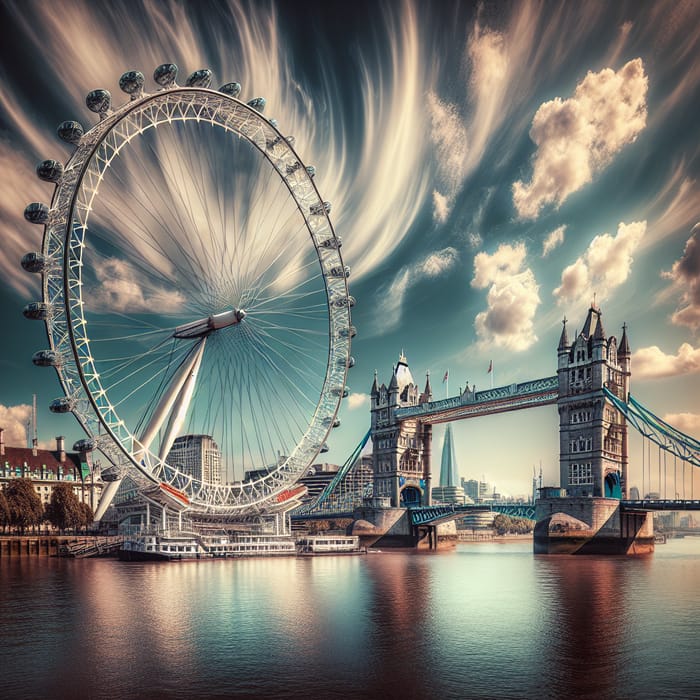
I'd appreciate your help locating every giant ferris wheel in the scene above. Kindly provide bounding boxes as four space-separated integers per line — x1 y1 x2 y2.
21 65 354 517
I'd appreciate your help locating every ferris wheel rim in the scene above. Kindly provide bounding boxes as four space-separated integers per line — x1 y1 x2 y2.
33 79 352 514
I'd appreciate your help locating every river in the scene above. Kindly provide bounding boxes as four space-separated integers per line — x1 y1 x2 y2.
2 538 699 699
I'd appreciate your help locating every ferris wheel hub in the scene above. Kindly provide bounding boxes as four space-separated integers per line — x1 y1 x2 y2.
172 308 246 339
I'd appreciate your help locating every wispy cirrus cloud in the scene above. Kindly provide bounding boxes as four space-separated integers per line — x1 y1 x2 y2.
0 0 436 303
513 59 648 220
542 225 566 257
374 247 460 334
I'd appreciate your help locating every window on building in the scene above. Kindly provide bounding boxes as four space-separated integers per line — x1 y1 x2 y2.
569 463 593 485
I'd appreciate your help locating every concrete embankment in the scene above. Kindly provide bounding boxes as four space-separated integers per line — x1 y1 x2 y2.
0 535 122 558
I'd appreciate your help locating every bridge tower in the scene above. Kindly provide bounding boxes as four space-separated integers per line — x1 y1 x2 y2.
557 305 631 498
370 353 433 507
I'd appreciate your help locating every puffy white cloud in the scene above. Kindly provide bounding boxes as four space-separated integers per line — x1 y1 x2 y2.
513 59 648 219
554 221 646 305
0 404 32 446
347 393 370 411
663 412 700 438
663 223 700 331
542 225 566 257
472 241 527 289
471 243 540 351
91 258 185 314
632 342 700 379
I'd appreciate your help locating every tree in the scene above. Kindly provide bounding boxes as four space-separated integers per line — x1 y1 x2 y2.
0 489 10 532
45 482 82 533
493 513 534 535
5 478 44 534
78 501 94 533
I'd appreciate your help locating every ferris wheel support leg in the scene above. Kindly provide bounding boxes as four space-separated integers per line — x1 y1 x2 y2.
157 339 206 462
135 339 206 457
93 478 123 523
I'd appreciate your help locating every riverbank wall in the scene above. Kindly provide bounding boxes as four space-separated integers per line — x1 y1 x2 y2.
0 535 121 558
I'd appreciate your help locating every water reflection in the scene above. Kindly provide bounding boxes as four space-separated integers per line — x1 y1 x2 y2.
533 555 636 700
2 541 699 699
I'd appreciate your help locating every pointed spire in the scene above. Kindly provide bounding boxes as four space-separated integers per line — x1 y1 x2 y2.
423 370 432 398
594 310 606 341
581 305 596 338
619 322 631 356
558 316 569 351
388 367 399 391
371 369 379 395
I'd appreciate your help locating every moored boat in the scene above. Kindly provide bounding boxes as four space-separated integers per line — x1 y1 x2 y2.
118 531 207 561
118 530 297 561
296 534 365 556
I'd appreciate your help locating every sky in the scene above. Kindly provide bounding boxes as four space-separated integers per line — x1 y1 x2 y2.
0 0 699 498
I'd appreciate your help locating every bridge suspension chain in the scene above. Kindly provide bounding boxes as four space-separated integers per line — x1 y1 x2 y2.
293 427 371 516
603 388 700 469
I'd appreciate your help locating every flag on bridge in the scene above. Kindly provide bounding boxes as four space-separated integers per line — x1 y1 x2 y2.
487 360 493 374
443 370 449 383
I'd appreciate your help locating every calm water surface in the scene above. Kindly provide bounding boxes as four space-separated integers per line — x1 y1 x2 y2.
2 538 699 699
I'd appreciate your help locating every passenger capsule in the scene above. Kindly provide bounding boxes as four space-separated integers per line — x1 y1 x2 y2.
24 203 50 224
85 89 111 114
322 416 341 428
269 118 278 128
73 438 95 452
154 63 178 87
319 236 342 249
332 386 350 398
119 70 145 95
266 135 283 149
329 265 350 279
32 350 61 367
21 252 46 273
247 97 266 112
36 159 64 183
333 295 356 308
49 397 73 414
286 161 301 175
57 120 84 144
338 326 357 339
319 443 329 453
347 356 355 368
186 69 212 88
306 165 316 178
285 135 295 146
310 201 331 216
219 82 241 97
23 302 49 320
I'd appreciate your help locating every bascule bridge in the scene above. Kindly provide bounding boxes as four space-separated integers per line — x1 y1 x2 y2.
369 304 631 508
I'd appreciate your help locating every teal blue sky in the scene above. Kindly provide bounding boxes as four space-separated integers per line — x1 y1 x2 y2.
0 0 698 497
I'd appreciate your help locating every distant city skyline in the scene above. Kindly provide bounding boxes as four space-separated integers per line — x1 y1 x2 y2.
0 0 698 497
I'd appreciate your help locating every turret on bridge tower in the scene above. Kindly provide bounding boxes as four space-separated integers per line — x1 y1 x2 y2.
556 305 631 499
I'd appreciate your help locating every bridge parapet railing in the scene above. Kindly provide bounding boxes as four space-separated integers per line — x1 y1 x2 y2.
396 376 558 420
